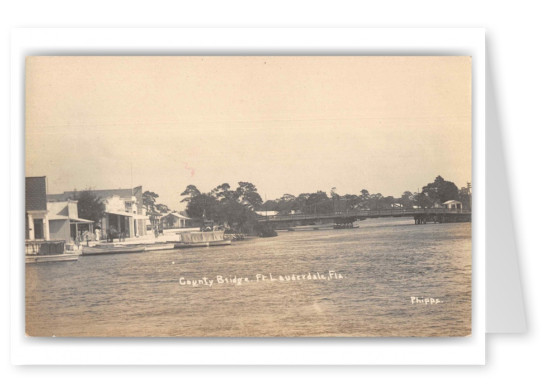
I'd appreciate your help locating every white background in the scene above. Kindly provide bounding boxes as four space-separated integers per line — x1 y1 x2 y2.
1 0 548 389
9 27 486 366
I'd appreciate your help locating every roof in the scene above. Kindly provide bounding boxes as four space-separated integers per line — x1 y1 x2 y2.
256 210 279 217
105 210 136 217
162 212 191 220
70 217 95 223
25 177 47 211
48 186 142 202
443 200 462 205
106 210 149 219
47 215 71 221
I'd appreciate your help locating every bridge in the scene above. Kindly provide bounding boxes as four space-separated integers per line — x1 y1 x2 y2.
257 208 471 227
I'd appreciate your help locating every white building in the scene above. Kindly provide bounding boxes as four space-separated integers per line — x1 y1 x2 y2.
47 199 94 243
443 200 463 210
161 212 191 229
48 186 149 240
256 210 279 218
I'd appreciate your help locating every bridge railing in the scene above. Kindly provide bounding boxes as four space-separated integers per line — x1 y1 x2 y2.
259 208 471 221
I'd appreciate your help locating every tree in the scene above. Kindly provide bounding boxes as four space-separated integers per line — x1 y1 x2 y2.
262 199 279 211
330 187 342 212
458 183 472 210
413 191 433 208
235 182 263 209
359 189 370 209
155 203 169 214
399 191 414 208
75 190 105 224
306 191 331 214
342 194 361 211
265 193 297 215
369 193 383 210
421 175 459 205
211 183 237 202
185 192 218 219
143 191 159 214
180 185 201 203
382 195 396 209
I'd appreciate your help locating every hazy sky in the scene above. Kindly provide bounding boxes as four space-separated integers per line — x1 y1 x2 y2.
26 56 471 210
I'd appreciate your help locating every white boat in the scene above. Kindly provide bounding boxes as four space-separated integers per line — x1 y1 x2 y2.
25 240 80 263
25 253 79 264
81 245 145 256
144 243 175 251
174 231 232 249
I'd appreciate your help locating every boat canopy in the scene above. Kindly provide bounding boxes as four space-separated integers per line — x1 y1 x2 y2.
179 231 225 244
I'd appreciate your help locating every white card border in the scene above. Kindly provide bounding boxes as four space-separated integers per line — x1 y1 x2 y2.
10 27 485 365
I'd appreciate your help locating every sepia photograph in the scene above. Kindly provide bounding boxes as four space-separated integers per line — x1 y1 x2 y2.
25 56 472 337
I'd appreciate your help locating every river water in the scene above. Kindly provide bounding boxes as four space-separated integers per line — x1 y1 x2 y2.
26 218 471 337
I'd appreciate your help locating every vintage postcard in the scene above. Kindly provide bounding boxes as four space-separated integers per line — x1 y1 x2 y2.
25 56 472 337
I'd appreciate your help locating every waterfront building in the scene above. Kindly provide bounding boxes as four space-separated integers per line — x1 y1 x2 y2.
161 211 191 229
443 200 463 210
256 210 279 218
25 176 50 240
48 186 149 240
46 199 94 243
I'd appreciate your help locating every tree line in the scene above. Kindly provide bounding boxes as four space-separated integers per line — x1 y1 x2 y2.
73 175 471 232
261 175 470 215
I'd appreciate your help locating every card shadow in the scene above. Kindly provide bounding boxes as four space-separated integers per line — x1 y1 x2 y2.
486 38 527 333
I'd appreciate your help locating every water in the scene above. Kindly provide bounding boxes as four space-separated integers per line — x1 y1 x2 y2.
26 218 471 337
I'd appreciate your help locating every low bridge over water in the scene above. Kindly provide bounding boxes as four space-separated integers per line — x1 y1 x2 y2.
257 208 471 228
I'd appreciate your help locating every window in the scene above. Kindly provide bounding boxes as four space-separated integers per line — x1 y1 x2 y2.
33 218 44 239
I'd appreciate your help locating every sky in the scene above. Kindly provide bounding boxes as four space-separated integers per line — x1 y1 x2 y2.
26 56 471 210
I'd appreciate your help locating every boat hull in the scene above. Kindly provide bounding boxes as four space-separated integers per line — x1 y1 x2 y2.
174 240 232 249
81 246 146 256
144 243 175 252
26 253 79 264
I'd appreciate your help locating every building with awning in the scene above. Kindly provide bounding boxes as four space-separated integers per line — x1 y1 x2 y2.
47 199 94 243
103 209 149 238
48 185 148 240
